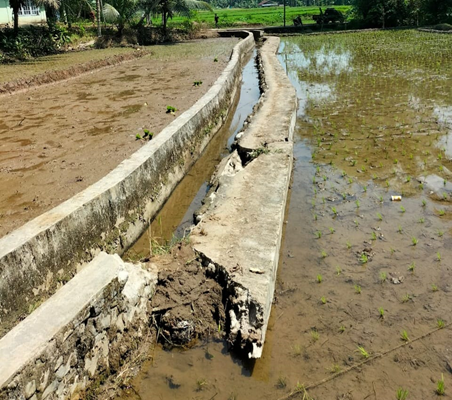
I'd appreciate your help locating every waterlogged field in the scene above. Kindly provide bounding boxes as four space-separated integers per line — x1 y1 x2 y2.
120 31 452 400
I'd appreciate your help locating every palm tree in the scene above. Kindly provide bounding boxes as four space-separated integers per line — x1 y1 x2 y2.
9 0 59 34
158 0 212 34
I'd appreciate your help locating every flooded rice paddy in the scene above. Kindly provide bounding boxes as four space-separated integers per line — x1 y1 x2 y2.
122 31 452 400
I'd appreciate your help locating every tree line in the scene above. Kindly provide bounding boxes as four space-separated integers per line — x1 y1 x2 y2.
353 0 452 27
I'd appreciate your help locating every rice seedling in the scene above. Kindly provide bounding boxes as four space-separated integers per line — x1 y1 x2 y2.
408 262 415 273
439 209 445 216
437 319 445 329
339 325 345 333
400 330 409 342
320 296 327 304
411 236 418 246
329 227 335 234
354 284 362 294
317 274 322 283
196 379 207 391
437 252 441 262
321 250 327 258
401 293 411 303
377 212 383 221
311 330 319 341
422 199 427 207
331 206 337 216
379 271 387 283
346 241 351 249
316 230 322 239
396 388 409 400
356 346 369 358
432 284 438 292
400 206 406 213
276 376 287 389
378 307 385 318
371 231 377 241
418 217 425 223
336 266 342 275
436 374 445 396
360 253 368 264
398 225 403 233
329 364 341 374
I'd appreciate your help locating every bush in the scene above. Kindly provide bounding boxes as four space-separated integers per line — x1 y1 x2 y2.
0 25 71 63
433 23 452 30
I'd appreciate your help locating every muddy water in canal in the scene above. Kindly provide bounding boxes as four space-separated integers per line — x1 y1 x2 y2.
121 31 452 400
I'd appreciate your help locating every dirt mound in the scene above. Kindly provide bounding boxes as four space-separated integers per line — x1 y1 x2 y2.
0 50 147 95
148 245 225 348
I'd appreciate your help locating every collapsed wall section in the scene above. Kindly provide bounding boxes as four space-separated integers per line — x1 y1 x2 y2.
0 33 255 337
191 37 298 358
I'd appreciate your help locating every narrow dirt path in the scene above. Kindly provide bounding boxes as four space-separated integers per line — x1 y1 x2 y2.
0 37 239 238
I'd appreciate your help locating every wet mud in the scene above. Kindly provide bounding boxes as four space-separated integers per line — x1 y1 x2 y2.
120 31 452 400
0 38 238 238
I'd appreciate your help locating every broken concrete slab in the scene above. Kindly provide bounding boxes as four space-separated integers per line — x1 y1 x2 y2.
191 36 297 358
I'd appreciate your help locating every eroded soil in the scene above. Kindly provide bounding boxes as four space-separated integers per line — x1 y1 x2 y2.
0 37 238 237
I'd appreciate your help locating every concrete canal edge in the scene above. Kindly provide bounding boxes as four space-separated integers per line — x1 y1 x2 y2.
0 34 298 399
192 36 298 358
0 33 254 338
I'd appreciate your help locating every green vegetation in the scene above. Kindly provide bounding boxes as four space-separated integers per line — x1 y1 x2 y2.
396 388 409 400
436 374 445 396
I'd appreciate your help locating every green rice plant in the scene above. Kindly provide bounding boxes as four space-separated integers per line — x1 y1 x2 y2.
371 231 377 241
330 364 341 374
378 307 385 318
379 271 387 283
439 209 446 216
213 57 218 62
312 176 316 184
354 284 362 294
401 293 411 303
166 105 177 113
355 200 360 208
317 274 322 284
339 325 345 333
360 253 368 264
336 266 342 275
437 252 441 262
406 176 411 183
398 225 403 233
396 388 409 400
329 227 335 234
411 237 418 246
400 330 409 342
400 206 406 213
422 199 427 207
135 133 142 140
432 284 439 292
331 206 337 216
356 346 369 358
320 296 327 305
193 80 203 86
386 180 390 188
311 330 319 341
419 183 424 190
436 374 445 396
418 217 425 223
196 379 207 391
408 262 415 273
276 376 287 389
377 212 383 221
342 192 347 200
443 192 448 200
316 230 322 239
437 319 445 329
363 186 367 192
321 250 327 258
346 241 351 249
313 214 318 221
354 219 359 227
379 195 384 203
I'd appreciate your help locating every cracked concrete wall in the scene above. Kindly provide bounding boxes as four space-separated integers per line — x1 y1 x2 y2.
0 33 255 338
0 252 157 400
192 37 297 358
